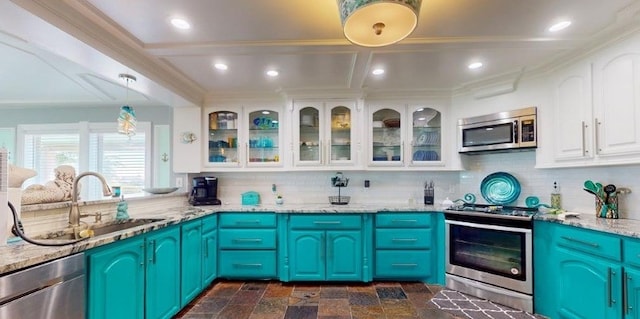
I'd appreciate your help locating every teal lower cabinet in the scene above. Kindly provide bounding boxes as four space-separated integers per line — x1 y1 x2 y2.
181 219 203 306
217 213 277 279
373 212 434 282
87 226 181 319
534 221 624 319
624 267 640 319
285 214 369 282
181 214 219 307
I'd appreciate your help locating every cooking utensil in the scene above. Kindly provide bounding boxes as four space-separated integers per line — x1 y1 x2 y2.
604 184 616 203
583 188 603 203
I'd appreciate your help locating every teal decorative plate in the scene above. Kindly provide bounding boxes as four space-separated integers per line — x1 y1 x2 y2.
480 172 521 205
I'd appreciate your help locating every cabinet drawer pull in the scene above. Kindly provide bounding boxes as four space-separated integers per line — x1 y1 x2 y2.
391 263 418 267
313 221 342 224
608 268 616 307
391 219 418 223
233 263 263 268
560 236 600 248
392 238 418 242
235 220 261 224
233 238 263 242
624 272 631 315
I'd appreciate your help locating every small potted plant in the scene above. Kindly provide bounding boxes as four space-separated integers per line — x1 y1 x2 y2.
275 194 284 205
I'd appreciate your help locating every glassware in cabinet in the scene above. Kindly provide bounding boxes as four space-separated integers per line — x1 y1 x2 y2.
208 111 239 164
330 106 352 162
410 108 441 162
371 108 403 163
247 109 280 164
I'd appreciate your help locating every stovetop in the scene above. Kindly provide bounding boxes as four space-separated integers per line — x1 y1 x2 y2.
444 203 538 221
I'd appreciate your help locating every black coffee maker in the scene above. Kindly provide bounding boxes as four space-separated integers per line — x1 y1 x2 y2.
189 176 221 206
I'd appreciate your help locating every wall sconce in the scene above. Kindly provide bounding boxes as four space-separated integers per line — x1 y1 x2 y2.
181 132 197 144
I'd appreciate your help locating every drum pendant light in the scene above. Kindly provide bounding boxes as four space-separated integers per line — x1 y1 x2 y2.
118 73 137 137
337 0 421 47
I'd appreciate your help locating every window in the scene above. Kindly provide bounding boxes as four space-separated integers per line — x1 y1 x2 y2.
17 122 151 200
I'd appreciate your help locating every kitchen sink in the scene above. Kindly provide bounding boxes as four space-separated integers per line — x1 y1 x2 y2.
33 218 165 241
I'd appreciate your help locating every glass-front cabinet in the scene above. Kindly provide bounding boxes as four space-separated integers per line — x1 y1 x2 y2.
293 100 358 167
207 110 240 166
409 106 442 165
368 104 444 168
369 106 405 166
205 105 283 169
246 108 281 166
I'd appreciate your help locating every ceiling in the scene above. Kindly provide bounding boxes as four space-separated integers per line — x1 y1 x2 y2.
3 0 640 108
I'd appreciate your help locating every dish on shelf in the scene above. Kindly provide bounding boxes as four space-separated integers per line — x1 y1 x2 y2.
415 131 440 146
412 150 439 161
372 121 384 128
480 172 521 205
142 187 179 194
383 118 400 128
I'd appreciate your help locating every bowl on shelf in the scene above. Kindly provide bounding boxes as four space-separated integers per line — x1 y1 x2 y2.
372 121 384 128
383 118 401 128
142 187 179 194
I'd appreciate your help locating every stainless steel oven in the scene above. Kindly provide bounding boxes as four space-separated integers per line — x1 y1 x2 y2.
444 205 535 312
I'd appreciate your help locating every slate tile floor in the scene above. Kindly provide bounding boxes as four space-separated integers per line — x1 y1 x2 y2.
174 280 463 319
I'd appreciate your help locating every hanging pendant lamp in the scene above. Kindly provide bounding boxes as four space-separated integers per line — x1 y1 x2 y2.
337 0 421 47
118 73 137 137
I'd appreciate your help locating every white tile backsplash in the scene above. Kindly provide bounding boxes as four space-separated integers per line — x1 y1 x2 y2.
198 153 640 220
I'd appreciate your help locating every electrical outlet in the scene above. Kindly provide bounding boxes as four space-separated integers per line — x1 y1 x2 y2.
364 180 370 188
175 177 183 188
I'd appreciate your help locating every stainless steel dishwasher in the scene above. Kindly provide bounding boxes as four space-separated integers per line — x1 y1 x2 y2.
0 253 85 319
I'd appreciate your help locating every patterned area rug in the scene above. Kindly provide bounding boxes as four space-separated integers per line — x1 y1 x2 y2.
429 290 545 319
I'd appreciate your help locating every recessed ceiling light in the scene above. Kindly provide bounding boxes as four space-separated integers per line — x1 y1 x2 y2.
372 68 385 75
213 63 228 71
549 21 572 32
266 70 279 77
468 62 483 70
170 18 191 30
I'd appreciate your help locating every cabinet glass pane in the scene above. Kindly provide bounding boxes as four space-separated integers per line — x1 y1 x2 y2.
411 108 441 161
299 107 320 162
208 111 238 163
248 110 280 163
372 109 401 162
330 106 351 162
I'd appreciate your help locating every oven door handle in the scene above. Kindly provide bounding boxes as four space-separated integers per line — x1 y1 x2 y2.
445 220 532 233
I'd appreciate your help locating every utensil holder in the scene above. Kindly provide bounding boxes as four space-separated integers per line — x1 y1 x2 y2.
596 195 618 219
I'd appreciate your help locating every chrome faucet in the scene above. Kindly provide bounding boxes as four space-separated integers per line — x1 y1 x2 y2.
68 172 113 228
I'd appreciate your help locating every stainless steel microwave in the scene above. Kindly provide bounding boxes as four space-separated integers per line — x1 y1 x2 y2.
458 107 537 153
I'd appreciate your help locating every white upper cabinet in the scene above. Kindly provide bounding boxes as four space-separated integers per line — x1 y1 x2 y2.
592 51 640 158
292 100 360 169
367 102 448 170
203 103 284 170
546 33 640 167
552 63 594 161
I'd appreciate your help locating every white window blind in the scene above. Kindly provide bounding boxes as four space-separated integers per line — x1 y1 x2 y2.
22 132 79 187
88 131 146 198
18 122 150 200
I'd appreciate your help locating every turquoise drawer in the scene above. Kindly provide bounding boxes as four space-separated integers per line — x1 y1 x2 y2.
375 229 432 249
375 213 432 228
289 214 362 229
218 250 277 279
375 250 432 279
201 214 217 233
218 229 276 249
624 238 640 268
218 213 276 228
555 225 621 261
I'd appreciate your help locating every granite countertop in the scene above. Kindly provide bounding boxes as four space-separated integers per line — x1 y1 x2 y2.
0 203 441 275
535 212 640 239
3 201 640 276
